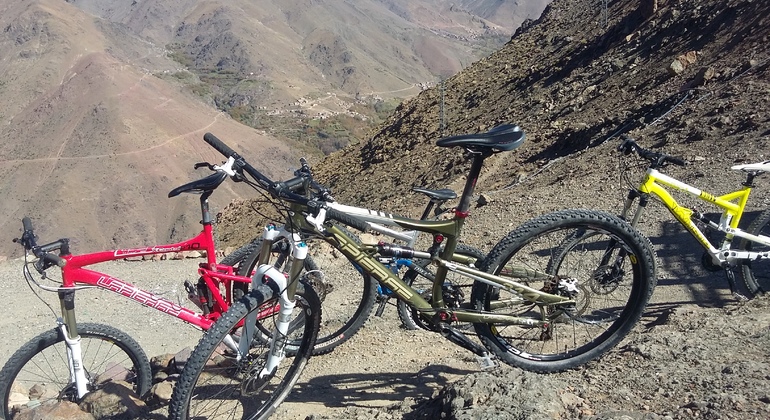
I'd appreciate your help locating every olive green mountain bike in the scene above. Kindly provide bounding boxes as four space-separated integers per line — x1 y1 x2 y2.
170 124 656 419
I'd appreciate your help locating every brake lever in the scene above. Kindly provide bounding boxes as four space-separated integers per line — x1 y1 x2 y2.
34 258 51 274
230 168 246 182
194 162 216 170
617 136 636 155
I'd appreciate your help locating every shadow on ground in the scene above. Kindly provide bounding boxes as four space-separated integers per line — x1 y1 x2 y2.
642 211 766 307
286 364 475 409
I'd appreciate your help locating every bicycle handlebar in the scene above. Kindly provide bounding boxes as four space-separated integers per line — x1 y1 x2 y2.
618 135 687 167
16 218 67 268
203 132 240 161
200 132 341 214
287 157 335 200
201 132 311 203
200 132 364 234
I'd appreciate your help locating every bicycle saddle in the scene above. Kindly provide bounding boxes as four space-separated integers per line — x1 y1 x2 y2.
412 187 457 201
436 124 525 152
168 171 228 197
732 161 770 173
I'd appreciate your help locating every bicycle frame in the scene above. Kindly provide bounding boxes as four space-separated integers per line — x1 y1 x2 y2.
325 200 480 268
624 167 770 265
293 191 477 315
307 207 572 328
25 223 307 399
57 228 242 331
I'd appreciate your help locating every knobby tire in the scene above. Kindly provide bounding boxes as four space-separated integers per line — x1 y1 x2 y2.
473 209 656 373
168 280 320 420
739 208 770 296
0 323 152 418
224 235 376 355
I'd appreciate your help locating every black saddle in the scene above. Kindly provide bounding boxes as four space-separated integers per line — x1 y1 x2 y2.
412 187 457 201
168 171 228 198
436 124 525 152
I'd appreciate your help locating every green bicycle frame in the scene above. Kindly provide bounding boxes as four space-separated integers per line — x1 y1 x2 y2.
320 218 571 328
284 149 573 328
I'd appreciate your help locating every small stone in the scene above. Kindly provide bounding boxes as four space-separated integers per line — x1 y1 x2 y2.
669 59 686 75
150 381 174 403
14 401 95 420
79 381 146 419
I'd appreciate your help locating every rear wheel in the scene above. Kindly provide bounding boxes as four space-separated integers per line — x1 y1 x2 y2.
739 208 770 296
168 281 320 420
473 209 656 372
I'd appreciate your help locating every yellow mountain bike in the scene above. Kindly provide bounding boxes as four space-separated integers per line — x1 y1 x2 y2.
615 135 770 299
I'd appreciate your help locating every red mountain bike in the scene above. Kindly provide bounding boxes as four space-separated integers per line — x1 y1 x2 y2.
0 157 321 419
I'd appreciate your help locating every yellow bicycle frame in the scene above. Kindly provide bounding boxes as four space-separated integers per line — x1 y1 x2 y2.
638 168 751 253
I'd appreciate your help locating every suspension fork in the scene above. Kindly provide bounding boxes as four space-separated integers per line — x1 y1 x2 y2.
229 225 306 378
257 243 306 377
620 189 649 227
561 190 647 281
58 290 90 399
593 189 650 273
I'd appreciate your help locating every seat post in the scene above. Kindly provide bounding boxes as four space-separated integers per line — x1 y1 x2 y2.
743 172 757 188
456 151 491 217
200 191 213 225
419 201 436 220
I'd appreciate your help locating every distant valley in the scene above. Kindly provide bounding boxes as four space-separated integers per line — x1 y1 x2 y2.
0 0 547 256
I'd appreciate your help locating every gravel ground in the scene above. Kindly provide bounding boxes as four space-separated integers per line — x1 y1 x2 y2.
2 213 768 420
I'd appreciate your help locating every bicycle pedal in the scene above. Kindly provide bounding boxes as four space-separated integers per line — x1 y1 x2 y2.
475 353 497 370
732 291 750 302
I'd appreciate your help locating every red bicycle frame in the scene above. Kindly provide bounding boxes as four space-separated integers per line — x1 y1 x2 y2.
58 222 258 330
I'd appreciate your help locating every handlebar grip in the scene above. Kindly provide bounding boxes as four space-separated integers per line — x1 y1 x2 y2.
326 207 369 232
668 156 687 166
19 217 38 250
22 217 33 232
203 132 239 159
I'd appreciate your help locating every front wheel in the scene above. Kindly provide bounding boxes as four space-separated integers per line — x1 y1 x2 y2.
739 208 770 297
0 323 152 418
473 209 656 373
168 280 320 420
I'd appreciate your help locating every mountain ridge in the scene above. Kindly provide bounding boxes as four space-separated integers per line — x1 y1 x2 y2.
0 0 304 255
0 0 545 257
216 0 770 253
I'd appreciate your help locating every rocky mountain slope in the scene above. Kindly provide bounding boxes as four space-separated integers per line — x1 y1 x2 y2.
211 0 770 418
218 0 770 251
0 0 305 257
